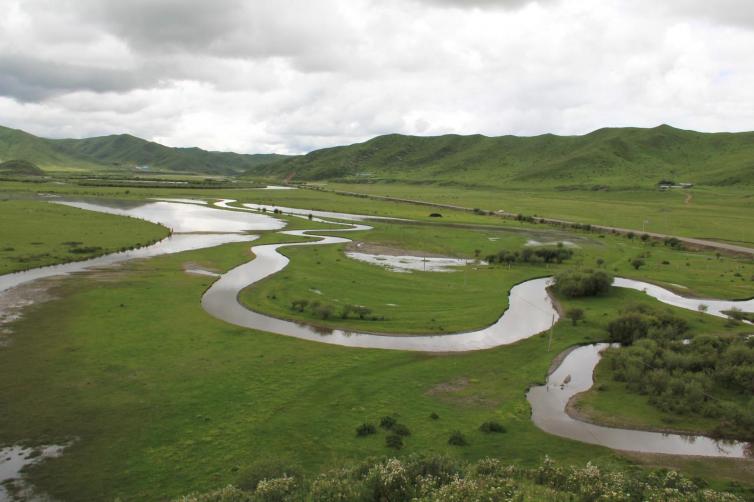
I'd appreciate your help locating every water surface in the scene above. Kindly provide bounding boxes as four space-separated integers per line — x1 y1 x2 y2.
527 344 751 458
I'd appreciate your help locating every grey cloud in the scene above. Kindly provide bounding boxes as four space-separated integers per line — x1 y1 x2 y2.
0 54 153 101
413 0 556 9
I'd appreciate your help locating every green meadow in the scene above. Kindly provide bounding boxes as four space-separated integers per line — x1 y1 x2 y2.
0 182 753 501
0 199 168 275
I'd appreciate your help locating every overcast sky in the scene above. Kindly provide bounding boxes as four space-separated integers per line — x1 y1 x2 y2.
1 0 753 154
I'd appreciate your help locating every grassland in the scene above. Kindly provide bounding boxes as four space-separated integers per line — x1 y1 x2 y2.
239 214 754 335
324 182 754 245
1 182 753 500
0 199 169 275
2 235 752 501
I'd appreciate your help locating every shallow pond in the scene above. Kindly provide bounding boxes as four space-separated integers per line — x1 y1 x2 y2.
0 444 66 502
345 251 470 273
527 344 751 458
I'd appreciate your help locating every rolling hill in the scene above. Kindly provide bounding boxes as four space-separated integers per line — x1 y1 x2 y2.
0 125 288 175
255 125 754 188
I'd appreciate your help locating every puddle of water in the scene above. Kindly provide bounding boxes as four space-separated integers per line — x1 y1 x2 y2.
525 239 579 248
345 252 469 273
260 185 298 190
185 269 220 277
55 200 284 233
0 444 66 502
527 344 751 458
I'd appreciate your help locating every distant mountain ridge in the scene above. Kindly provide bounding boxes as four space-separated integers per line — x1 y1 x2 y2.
0 125 288 175
2 124 753 186
254 125 754 187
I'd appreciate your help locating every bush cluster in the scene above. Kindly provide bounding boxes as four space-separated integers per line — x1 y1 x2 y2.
485 244 573 266
290 299 383 321
553 269 613 298
175 455 743 502
604 306 754 441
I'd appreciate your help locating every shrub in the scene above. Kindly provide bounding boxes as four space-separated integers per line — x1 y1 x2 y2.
365 458 410 499
237 460 300 492
314 305 334 319
554 269 613 298
606 314 649 345
447 431 468 446
392 423 411 436
253 475 298 502
309 470 364 502
631 258 645 270
479 421 507 433
565 308 585 326
290 299 309 312
429 412 440 420
380 415 397 429
355 423 376 437
385 434 404 449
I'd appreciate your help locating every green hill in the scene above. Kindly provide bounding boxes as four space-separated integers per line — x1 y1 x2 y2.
256 125 754 188
0 125 288 175
0 159 45 176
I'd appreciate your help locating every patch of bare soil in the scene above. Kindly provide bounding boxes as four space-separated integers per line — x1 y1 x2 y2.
425 377 498 408
0 279 60 346
346 241 451 258
426 377 470 396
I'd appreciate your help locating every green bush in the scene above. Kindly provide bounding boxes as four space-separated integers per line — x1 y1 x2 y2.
392 423 411 436
447 430 468 446
385 434 403 449
554 269 612 298
355 423 376 437
479 421 507 433
236 460 300 492
379 415 396 429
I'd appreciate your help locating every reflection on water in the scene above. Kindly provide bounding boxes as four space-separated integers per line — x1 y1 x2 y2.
240 202 405 222
345 251 470 273
55 200 284 233
0 444 66 502
527 344 752 458
0 234 258 294
201 221 559 351
614 278 754 318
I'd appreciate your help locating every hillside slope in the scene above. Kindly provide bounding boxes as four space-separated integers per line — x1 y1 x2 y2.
0 125 288 174
256 125 754 187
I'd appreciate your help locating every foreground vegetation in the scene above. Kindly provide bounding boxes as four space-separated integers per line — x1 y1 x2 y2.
176 455 745 502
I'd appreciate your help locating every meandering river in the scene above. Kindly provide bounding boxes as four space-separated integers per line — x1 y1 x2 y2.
1 198 753 459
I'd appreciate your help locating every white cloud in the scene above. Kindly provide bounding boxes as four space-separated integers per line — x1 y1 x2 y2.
0 0 753 153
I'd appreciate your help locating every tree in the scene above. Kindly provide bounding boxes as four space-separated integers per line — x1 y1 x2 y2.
596 258 605 267
607 314 649 345
630 258 645 270
698 303 709 315
291 299 309 312
353 306 372 319
565 308 585 326
340 304 354 319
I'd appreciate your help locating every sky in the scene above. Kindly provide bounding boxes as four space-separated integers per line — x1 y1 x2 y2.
0 0 753 154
